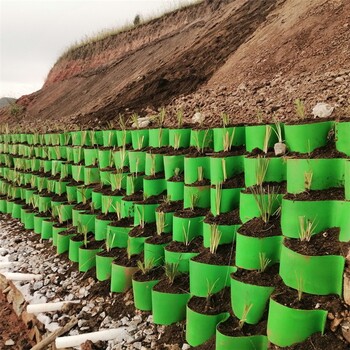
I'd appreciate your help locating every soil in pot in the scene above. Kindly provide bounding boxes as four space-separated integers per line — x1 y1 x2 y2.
238 215 282 238
284 187 345 201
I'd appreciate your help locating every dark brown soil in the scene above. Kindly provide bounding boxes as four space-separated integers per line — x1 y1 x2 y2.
96 212 118 221
210 146 246 157
147 146 174 155
97 247 125 258
145 233 172 245
165 236 203 253
284 188 345 201
217 315 267 337
167 174 185 182
53 221 73 228
71 233 94 242
108 217 134 227
153 273 190 294
238 216 282 238
57 227 77 236
80 240 104 250
73 202 91 211
144 172 166 180
187 287 231 315
174 208 208 218
191 337 215 350
273 288 345 314
243 181 287 194
284 228 350 257
191 244 235 266
232 265 283 288
204 210 241 225
156 200 183 213
112 251 141 267
288 141 348 159
51 194 68 202
219 174 245 189
122 192 144 202
132 266 164 282
128 223 156 238
98 187 125 196
247 148 279 157
186 179 211 187
134 193 165 204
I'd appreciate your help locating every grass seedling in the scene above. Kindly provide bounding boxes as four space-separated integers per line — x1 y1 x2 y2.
298 216 317 242
177 109 184 129
258 252 271 273
111 170 123 191
183 221 191 246
54 146 62 160
127 174 135 195
149 154 156 177
78 222 89 248
193 129 209 153
103 197 113 215
238 303 253 330
158 107 166 128
137 135 144 150
255 156 270 186
189 192 199 211
38 178 46 193
197 166 204 182
251 185 280 224
119 114 127 130
273 118 283 143
174 133 181 150
156 211 166 235
204 278 220 311
164 262 179 286
214 183 222 216
106 228 116 253
131 113 140 129
263 125 272 154
296 274 304 301
223 128 235 152
135 206 145 229
221 158 228 182
174 167 181 177
81 130 88 146
137 258 155 274
221 113 230 128
209 225 221 254
304 171 313 191
294 99 306 119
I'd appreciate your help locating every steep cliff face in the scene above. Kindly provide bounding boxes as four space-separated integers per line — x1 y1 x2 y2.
1 0 349 130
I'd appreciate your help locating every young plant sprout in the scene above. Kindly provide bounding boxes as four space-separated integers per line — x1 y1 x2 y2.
296 274 304 301
119 114 127 130
156 211 166 235
103 197 113 215
174 167 181 177
258 252 271 273
263 125 272 154
223 128 236 152
131 113 140 129
173 133 181 150
214 183 222 217
128 174 135 195
164 262 179 286
205 278 220 305
137 135 144 150
106 228 116 252
81 130 88 146
197 166 204 182
150 154 156 177
273 118 286 156
158 107 166 128
294 99 306 119
114 201 122 221
117 146 127 170
221 113 230 128
298 216 317 242
137 258 155 274
78 222 89 248
135 206 145 229
193 129 209 153
189 192 199 211
304 171 313 191
238 303 253 330
54 146 62 160
177 109 184 129
209 225 222 254
251 185 280 224
182 221 191 246
221 158 228 183
255 156 270 186
111 170 123 191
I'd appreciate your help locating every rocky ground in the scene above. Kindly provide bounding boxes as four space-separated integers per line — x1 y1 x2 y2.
0 215 190 350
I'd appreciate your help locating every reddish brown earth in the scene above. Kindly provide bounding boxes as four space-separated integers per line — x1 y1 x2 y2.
0 0 349 130
0 292 34 350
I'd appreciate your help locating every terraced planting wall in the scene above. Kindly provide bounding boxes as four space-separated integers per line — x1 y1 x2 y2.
0 119 349 349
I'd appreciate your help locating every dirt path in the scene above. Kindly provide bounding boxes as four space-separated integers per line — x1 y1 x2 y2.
0 292 34 350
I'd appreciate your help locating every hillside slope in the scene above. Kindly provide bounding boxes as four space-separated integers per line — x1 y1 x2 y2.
1 0 349 130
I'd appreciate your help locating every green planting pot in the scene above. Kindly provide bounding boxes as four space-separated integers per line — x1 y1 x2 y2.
59 132 71 146
68 237 84 262
76 186 93 203
164 248 199 273
132 275 160 311
57 230 75 254
216 320 268 350
230 275 274 325
34 214 50 234
95 251 120 281
172 214 204 242
279 244 345 296
186 302 229 347
121 197 135 218
184 156 210 185
145 153 164 175
102 130 117 147
66 184 78 203
245 124 277 152
156 210 175 234
52 225 67 247
101 194 123 214
110 263 138 293
30 158 41 172
71 165 85 182
183 185 210 209
117 130 132 147
166 180 184 201
128 150 146 173
42 160 52 173
235 232 283 270
72 147 84 164
284 120 333 153
100 169 112 186
72 208 85 227
148 128 169 147
98 149 112 169
91 190 102 210
152 286 190 325
144 238 170 267
190 129 213 149
189 259 236 297
128 235 150 255
84 166 100 185
41 219 54 240
134 203 160 225
110 171 128 191
336 121 350 155
143 177 166 197
131 129 149 150
213 126 245 152
23 210 35 229
169 128 191 148
84 148 99 166
267 298 327 347
113 148 129 169
345 160 350 200
287 158 344 194
95 217 113 241
210 187 242 215
79 212 96 234
210 155 244 185
244 156 286 187
55 181 68 195
51 160 63 176
66 147 74 162
202 222 239 247
163 154 185 180
78 245 103 272
240 191 282 224
11 201 23 219
107 223 133 248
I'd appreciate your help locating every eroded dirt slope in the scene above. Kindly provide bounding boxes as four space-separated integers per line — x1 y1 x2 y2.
1 0 349 130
